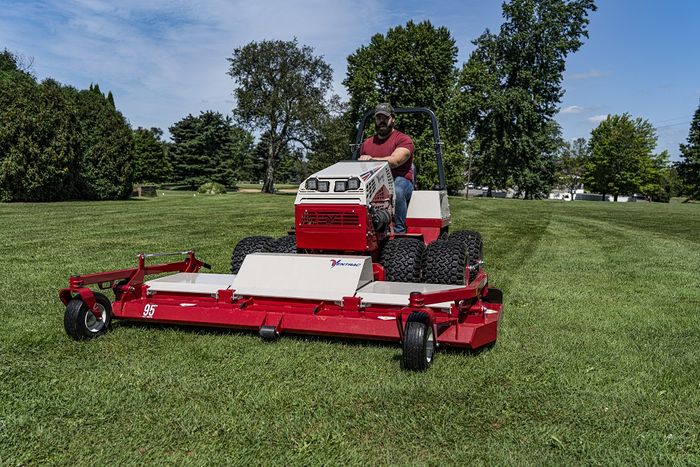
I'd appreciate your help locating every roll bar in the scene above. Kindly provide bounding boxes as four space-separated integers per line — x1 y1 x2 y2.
350 107 446 190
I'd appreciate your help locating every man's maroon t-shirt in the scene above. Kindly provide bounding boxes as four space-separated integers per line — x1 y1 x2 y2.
360 130 414 181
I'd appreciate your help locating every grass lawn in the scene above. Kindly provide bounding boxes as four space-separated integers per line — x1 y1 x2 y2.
236 183 299 191
1 193 698 465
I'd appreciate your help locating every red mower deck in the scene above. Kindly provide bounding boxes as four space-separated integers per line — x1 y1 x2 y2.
60 251 502 369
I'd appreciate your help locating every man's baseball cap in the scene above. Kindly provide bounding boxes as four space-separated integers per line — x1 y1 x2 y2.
375 103 394 117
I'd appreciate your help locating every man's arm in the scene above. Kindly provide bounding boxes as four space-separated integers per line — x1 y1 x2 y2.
359 147 411 168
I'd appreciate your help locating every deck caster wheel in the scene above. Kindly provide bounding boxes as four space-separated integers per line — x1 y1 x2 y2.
402 316 435 371
64 292 112 340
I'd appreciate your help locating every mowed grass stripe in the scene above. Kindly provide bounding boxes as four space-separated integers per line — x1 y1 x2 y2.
500 208 700 463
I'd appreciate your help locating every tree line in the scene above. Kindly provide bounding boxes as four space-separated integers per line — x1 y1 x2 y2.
1 51 133 201
1 0 698 202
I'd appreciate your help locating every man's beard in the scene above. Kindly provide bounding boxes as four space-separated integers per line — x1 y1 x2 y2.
376 121 393 138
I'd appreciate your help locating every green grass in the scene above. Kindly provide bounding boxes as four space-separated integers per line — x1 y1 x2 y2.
1 194 699 465
236 183 299 191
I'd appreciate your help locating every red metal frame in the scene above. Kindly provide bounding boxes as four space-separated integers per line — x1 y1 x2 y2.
59 251 206 316
406 217 449 244
59 253 502 350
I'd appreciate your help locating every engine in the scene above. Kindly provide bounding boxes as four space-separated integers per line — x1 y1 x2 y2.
294 160 395 253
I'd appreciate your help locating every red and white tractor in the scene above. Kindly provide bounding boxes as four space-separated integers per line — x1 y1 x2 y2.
59 108 503 371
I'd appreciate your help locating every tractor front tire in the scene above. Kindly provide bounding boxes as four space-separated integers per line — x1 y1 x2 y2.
448 230 483 283
402 315 435 371
64 292 112 340
423 240 468 285
230 236 274 274
380 237 425 282
266 235 297 253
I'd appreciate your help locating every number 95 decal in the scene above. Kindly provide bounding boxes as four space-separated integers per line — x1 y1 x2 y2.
143 304 158 318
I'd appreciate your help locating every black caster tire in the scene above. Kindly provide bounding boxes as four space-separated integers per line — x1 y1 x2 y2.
64 292 112 340
402 315 435 371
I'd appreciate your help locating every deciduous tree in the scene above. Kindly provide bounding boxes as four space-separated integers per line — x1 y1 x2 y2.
344 20 466 192
556 137 588 197
460 0 596 198
227 39 332 193
585 114 668 201
306 97 355 173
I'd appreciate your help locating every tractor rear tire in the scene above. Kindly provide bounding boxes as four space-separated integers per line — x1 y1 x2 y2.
230 236 274 274
64 292 112 340
422 240 468 285
266 235 297 253
380 237 425 282
448 230 483 283
402 315 435 371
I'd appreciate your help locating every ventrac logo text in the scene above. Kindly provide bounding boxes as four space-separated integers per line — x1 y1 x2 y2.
330 259 362 268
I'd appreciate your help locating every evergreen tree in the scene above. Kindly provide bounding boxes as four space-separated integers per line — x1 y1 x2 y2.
72 84 134 200
133 127 171 183
0 55 80 201
169 111 253 189
677 100 700 200
1 50 134 201
227 126 256 185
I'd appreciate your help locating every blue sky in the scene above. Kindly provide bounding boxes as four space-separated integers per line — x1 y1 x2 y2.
1 0 698 160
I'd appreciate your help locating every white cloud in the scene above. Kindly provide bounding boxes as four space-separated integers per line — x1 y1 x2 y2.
587 114 609 123
561 105 584 114
571 69 608 80
0 0 383 136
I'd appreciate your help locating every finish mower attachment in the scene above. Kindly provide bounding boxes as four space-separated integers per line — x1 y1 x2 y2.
59 108 503 370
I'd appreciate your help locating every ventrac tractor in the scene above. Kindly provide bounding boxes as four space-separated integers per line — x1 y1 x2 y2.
59 108 503 371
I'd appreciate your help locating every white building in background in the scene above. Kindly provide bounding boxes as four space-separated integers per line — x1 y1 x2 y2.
548 187 583 201
548 186 643 202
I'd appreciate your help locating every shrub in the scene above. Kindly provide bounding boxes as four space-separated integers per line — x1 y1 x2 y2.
198 181 227 195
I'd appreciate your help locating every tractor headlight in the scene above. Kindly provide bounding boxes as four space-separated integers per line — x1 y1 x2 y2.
305 178 318 190
347 177 361 190
317 180 330 192
334 180 347 192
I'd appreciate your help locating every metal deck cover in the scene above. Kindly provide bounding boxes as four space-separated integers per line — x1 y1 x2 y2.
355 281 458 309
145 273 236 294
232 253 374 302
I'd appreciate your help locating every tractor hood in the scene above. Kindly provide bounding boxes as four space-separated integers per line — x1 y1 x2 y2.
295 160 395 209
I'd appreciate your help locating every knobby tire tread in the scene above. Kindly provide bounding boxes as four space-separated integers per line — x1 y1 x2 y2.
230 236 274 274
422 240 468 285
380 237 425 283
